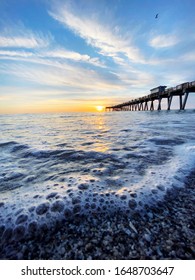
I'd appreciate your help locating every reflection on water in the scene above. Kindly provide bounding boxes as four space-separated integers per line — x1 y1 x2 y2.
93 115 110 152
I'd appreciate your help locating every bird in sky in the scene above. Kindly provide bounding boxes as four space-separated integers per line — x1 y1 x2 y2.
155 13 159 19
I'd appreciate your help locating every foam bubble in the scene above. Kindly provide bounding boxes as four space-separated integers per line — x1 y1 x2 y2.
51 200 64 212
64 208 72 219
13 225 25 241
78 183 89 190
46 192 58 199
73 204 81 214
28 221 37 234
36 202 50 215
128 199 137 209
15 214 28 224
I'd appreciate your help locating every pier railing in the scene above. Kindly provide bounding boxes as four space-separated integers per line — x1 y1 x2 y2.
106 81 195 111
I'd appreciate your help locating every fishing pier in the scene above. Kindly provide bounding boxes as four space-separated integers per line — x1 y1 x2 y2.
106 81 195 111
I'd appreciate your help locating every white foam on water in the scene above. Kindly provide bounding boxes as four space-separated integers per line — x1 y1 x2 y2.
0 141 194 242
0 110 195 241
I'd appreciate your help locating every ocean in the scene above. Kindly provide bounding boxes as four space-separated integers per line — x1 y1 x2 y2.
0 110 195 241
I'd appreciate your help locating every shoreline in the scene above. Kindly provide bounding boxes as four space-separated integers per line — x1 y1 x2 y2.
0 170 194 260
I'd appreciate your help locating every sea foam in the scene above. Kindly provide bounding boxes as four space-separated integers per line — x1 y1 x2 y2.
0 110 194 241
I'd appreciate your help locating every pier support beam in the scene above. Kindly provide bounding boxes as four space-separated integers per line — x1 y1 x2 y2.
182 91 189 110
144 101 148 110
157 98 162 110
167 96 173 110
179 95 183 110
138 103 143 110
150 100 154 110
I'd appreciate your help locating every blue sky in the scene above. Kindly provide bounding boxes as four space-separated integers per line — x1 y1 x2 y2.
0 0 195 113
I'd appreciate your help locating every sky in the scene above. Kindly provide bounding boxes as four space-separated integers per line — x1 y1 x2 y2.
0 0 195 113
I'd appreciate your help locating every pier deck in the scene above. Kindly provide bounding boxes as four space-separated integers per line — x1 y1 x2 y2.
106 81 195 111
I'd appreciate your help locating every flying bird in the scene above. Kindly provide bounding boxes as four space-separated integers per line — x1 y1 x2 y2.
155 13 159 19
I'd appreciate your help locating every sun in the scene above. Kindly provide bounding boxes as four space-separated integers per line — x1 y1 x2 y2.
95 106 105 112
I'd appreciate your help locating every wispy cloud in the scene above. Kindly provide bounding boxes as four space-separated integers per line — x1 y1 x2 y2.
0 23 51 49
0 26 106 69
149 34 180 48
182 51 195 62
48 1 145 64
0 49 33 57
0 47 105 67
43 49 105 67
0 60 122 91
0 18 105 68
0 35 50 48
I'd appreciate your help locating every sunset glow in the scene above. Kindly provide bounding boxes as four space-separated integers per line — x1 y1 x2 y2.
0 0 195 114
95 106 105 112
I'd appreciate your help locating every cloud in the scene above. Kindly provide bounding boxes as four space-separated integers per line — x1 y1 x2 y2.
0 20 105 68
0 21 53 48
48 1 145 64
149 34 180 48
0 49 33 57
114 67 156 91
0 49 105 70
0 60 122 92
43 49 105 67
0 44 105 68
0 3 156 101
182 51 195 62
0 35 50 48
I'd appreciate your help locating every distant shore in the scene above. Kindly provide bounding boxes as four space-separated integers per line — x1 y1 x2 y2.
0 169 195 260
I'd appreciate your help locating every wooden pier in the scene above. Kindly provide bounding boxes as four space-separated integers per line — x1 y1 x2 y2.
106 81 195 111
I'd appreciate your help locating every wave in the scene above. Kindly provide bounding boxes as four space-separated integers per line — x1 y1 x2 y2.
0 110 194 245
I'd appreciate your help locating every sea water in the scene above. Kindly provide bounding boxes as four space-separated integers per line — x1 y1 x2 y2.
0 110 195 240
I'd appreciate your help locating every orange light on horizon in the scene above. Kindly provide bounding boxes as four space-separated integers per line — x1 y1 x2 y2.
95 105 105 112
